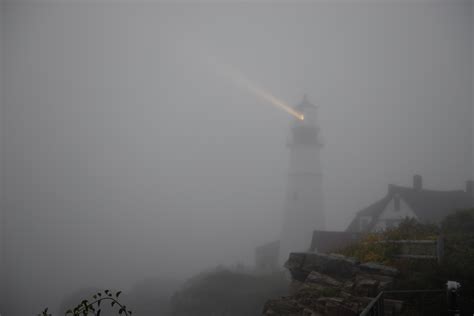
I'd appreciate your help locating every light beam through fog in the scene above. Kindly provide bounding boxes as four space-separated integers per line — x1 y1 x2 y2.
212 58 305 121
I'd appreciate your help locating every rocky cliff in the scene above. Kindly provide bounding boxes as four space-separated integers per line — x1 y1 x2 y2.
263 252 403 316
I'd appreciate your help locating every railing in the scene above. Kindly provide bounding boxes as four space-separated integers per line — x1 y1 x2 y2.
359 289 445 316
359 291 384 316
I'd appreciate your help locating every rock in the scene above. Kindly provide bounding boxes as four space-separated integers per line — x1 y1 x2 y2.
358 262 399 277
342 281 355 292
356 273 395 291
329 253 360 265
305 271 342 287
352 297 403 316
285 253 311 281
302 308 322 316
265 253 402 316
316 296 344 305
289 280 304 296
339 291 354 300
284 252 306 269
353 278 380 297
285 252 357 281
304 253 358 278
317 297 359 316
262 297 303 315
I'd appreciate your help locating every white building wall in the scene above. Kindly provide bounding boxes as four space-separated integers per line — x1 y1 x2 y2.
288 145 322 176
372 197 418 231
280 105 325 262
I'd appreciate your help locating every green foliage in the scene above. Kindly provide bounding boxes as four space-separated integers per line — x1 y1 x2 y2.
339 233 398 265
440 209 474 296
338 218 438 265
384 218 439 240
339 211 474 295
38 290 131 316
441 208 474 234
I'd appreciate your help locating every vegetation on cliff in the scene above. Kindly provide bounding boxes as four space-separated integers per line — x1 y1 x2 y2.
338 210 474 300
170 266 289 316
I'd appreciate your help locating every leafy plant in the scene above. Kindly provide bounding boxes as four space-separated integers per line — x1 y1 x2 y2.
338 218 439 265
171 267 289 316
38 289 132 316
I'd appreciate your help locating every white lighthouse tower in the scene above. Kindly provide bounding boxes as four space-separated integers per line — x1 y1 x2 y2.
279 95 325 262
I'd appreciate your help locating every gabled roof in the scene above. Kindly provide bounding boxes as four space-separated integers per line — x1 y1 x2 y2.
392 185 473 224
346 184 474 232
345 196 391 232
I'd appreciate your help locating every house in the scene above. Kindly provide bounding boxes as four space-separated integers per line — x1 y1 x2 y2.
346 175 474 232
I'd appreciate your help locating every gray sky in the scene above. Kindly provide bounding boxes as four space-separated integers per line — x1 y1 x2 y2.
1 0 473 314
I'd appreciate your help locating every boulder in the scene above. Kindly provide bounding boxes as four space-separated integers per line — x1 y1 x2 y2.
265 253 402 316
317 297 359 316
288 279 304 296
262 297 303 315
342 281 355 292
356 273 395 291
302 308 322 316
305 271 342 288
358 262 399 277
353 278 379 297
285 252 357 281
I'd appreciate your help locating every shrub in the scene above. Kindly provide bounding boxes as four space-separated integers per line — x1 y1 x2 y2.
339 218 438 265
38 290 132 316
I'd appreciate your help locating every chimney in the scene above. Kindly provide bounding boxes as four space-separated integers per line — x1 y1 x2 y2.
466 181 474 196
413 175 422 191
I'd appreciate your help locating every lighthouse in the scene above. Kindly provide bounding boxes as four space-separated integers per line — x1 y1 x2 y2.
279 95 325 262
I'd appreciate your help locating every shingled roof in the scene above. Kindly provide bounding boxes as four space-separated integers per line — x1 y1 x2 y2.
346 178 474 232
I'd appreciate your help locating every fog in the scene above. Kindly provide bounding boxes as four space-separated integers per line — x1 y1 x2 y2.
1 0 473 314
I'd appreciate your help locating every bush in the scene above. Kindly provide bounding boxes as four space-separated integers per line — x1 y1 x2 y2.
170 266 289 316
339 218 439 266
440 209 474 298
38 290 132 316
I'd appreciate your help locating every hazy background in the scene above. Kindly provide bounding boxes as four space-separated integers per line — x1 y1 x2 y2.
1 0 473 314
